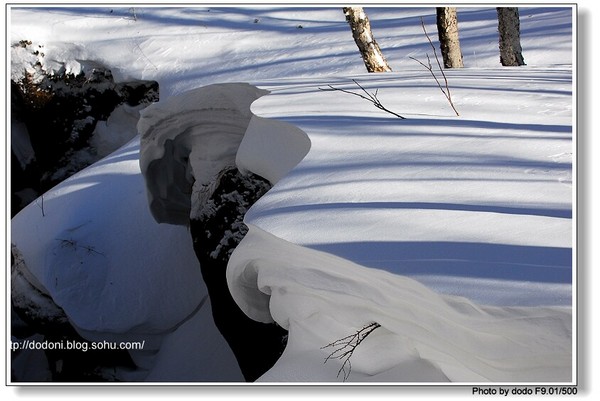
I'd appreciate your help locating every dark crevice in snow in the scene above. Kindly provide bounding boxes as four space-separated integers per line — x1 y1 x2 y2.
11 40 158 216
137 83 292 381
190 167 287 382
138 83 269 226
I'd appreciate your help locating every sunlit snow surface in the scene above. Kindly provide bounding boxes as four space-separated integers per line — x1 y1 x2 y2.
9 6 573 383
232 71 572 382
242 72 572 308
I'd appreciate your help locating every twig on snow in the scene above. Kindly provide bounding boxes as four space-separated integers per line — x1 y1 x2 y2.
410 18 460 116
55 238 105 256
321 322 381 381
319 79 406 119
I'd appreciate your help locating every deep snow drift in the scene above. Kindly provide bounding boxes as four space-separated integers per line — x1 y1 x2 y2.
10 136 244 381
8 6 574 384
229 226 571 382
228 70 573 382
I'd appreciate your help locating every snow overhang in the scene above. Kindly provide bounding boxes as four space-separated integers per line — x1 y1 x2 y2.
138 83 270 225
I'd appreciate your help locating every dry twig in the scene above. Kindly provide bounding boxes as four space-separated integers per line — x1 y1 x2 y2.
321 322 381 381
55 238 105 256
319 80 406 119
410 18 460 116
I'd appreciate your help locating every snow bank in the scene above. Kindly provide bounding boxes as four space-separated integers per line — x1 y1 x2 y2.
237 115 311 184
9 6 574 384
11 137 205 337
226 70 573 382
11 134 245 380
229 225 572 382
138 83 269 225
243 70 573 308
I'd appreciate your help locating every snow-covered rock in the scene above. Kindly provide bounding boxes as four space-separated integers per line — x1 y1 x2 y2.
10 40 159 215
190 166 287 381
11 244 70 332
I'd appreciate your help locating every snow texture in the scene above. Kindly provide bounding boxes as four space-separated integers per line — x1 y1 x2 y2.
10 136 243 380
229 226 571 382
236 115 311 184
138 83 269 225
11 245 69 328
8 6 575 385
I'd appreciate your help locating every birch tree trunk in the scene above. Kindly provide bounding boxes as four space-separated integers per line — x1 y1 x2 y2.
436 7 464 68
497 7 526 66
343 7 392 72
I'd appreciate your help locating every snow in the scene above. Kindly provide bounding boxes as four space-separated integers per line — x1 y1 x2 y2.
10 136 242 380
6 3 582 389
11 137 201 333
137 83 268 224
241 71 573 308
229 226 571 382
236 115 311 184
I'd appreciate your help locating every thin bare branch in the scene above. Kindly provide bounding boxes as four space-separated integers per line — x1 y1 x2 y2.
321 322 381 381
55 238 105 256
409 55 448 99
410 18 460 116
319 80 406 119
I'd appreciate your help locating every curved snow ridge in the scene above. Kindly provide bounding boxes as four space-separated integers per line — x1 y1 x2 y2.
227 225 572 382
138 82 310 225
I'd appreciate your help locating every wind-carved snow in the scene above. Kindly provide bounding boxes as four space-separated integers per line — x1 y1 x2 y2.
11 138 206 336
224 72 573 382
9 6 574 384
138 83 270 225
134 77 571 382
138 82 310 380
228 226 571 382
10 136 244 380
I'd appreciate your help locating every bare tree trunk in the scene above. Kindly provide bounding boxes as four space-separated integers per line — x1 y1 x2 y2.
436 7 464 68
343 7 392 72
497 7 526 66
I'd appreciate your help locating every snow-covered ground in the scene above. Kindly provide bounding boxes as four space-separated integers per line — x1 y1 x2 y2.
5 3 586 392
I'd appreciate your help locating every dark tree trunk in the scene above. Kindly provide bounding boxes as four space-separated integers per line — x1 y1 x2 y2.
497 7 526 66
436 7 464 68
190 167 287 382
343 7 392 72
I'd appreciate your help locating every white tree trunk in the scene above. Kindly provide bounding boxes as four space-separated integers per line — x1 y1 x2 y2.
436 7 464 68
343 7 392 72
497 7 526 66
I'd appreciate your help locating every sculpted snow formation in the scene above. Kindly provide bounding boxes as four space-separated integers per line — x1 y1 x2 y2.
138 83 310 381
138 82 310 225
